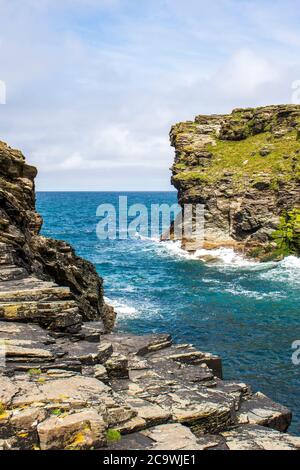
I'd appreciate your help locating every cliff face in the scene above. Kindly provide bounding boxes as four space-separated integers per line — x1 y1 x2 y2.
0 141 115 331
170 105 300 259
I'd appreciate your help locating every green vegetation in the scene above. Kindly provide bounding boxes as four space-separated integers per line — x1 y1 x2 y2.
173 130 300 189
51 408 63 416
106 429 121 443
173 163 187 170
174 170 208 182
272 208 300 258
27 368 42 376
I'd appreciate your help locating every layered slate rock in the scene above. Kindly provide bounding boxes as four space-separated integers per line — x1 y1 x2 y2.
170 105 300 259
109 423 300 451
0 141 115 330
38 409 107 450
1 326 300 450
236 391 292 432
0 262 82 333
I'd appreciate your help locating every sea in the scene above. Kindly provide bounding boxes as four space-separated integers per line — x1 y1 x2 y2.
37 191 300 435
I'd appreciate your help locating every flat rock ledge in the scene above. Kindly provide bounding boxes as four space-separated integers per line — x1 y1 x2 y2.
0 321 299 450
0 239 298 451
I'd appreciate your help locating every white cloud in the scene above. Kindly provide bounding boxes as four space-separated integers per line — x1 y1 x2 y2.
0 0 299 190
216 49 282 98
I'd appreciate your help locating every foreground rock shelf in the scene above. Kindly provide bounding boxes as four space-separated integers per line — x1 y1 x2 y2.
1 312 299 450
1 297 298 452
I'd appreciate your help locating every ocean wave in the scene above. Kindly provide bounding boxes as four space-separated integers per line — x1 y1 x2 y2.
194 247 257 267
152 240 300 275
128 237 300 291
210 284 285 300
104 296 139 319
157 240 196 259
153 240 257 267
259 256 300 286
118 285 137 293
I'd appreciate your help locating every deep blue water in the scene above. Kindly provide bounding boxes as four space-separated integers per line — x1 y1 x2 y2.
37 191 300 435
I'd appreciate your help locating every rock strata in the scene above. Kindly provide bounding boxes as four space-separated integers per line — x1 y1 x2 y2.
0 139 299 450
0 140 115 330
1 329 300 450
170 105 300 259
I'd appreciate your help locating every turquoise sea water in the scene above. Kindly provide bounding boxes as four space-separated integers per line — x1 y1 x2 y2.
37 191 300 435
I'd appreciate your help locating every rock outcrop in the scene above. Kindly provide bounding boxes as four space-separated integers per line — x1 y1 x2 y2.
1 328 300 451
0 138 300 450
170 105 300 259
0 141 115 331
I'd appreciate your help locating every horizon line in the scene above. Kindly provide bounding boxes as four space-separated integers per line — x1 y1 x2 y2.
36 190 177 193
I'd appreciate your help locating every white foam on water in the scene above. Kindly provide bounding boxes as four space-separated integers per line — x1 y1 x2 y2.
134 232 160 243
104 296 139 319
259 255 300 286
280 255 300 269
133 237 300 292
153 240 258 267
194 247 257 267
119 285 137 293
158 240 194 259
212 284 285 300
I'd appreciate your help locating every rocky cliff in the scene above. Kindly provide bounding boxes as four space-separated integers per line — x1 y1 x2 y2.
0 141 115 331
170 105 300 259
0 139 300 451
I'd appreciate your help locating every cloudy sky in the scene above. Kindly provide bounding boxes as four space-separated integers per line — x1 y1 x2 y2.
0 0 299 190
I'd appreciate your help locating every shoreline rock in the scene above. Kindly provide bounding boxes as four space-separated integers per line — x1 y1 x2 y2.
1 328 299 450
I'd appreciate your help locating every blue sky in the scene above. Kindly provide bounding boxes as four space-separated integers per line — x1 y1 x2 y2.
0 0 300 190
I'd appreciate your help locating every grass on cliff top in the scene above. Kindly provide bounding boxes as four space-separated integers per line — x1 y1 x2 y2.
174 130 300 188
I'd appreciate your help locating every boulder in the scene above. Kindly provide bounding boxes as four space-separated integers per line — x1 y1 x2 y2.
38 409 106 450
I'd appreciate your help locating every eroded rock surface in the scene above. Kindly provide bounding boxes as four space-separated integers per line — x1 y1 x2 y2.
0 141 115 330
1 328 299 450
170 105 300 259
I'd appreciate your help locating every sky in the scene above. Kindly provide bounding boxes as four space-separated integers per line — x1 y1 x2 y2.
0 0 300 190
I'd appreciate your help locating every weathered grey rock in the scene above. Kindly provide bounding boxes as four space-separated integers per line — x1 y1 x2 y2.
115 416 146 434
102 333 172 356
93 364 109 383
124 397 171 427
0 320 114 375
163 349 222 379
236 391 292 432
105 353 129 379
38 409 107 450
219 424 300 450
0 140 115 330
0 325 297 450
142 423 205 450
97 342 114 363
107 431 153 450
76 321 105 342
